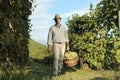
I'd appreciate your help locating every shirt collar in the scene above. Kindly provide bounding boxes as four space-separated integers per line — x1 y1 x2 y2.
54 24 61 28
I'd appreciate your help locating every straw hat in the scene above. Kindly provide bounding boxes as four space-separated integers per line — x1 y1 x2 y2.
53 14 62 20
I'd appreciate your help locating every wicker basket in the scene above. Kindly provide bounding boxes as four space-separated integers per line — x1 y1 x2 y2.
64 53 79 67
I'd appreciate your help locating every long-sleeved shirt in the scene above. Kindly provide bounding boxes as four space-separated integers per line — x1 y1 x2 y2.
47 25 69 45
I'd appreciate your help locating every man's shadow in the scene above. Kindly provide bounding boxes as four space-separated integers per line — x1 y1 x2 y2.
26 57 53 80
32 54 80 76
32 54 53 66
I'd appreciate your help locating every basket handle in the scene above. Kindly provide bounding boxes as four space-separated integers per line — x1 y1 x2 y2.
68 51 70 54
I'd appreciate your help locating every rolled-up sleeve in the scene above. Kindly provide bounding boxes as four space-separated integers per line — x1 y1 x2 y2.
47 27 53 45
64 28 69 42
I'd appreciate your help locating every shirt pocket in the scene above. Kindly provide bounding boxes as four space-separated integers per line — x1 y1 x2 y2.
53 30 58 42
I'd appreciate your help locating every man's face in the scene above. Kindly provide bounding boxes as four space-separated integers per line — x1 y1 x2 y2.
54 18 61 24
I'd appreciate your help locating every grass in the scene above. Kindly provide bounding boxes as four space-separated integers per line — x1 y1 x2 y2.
0 39 119 80
52 70 115 80
0 64 32 80
27 39 120 80
25 58 116 80
28 39 48 59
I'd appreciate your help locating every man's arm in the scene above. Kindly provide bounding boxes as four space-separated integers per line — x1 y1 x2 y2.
66 42 70 51
47 27 53 52
48 45 51 52
64 27 70 51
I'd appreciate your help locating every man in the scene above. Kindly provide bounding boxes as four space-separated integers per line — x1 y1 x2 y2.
47 14 69 76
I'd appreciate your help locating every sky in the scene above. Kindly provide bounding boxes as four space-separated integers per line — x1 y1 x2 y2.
29 0 101 45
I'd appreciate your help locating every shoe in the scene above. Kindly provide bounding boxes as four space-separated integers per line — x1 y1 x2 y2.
58 73 61 75
53 73 58 77
58 70 61 73
58 71 62 75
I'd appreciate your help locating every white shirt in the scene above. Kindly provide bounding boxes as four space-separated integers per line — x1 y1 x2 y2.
47 25 69 45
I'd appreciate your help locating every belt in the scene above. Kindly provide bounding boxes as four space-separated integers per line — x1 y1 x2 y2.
54 42 64 44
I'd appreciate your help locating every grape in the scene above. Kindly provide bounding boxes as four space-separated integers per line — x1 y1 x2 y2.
64 52 77 59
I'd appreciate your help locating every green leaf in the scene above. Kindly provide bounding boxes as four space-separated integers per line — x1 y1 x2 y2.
115 50 120 63
113 15 117 19
17 0 22 8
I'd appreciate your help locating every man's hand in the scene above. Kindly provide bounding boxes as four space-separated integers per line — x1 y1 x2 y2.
48 45 51 52
66 46 70 52
66 42 70 52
